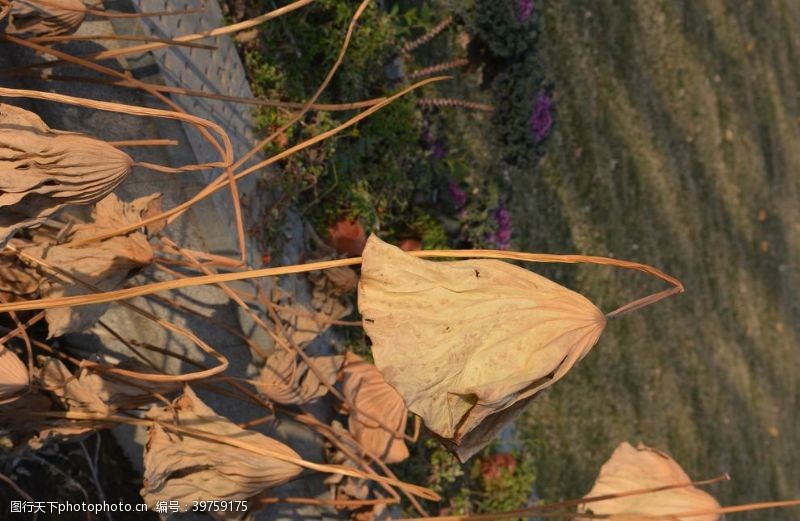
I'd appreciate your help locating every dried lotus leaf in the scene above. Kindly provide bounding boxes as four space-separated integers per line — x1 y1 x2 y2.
578 442 721 521
358 235 606 460
258 350 342 405
7 0 87 37
142 387 303 508
18 193 156 337
37 357 109 415
76 362 180 410
342 352 409 464
0 103 133 247
0 345 28 401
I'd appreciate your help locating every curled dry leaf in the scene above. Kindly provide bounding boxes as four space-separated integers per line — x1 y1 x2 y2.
342 352 409 464
20 193 158 337
6 0 87 37
308 263 358 319
358 235 606 461
0 345 29 401
37 357 110 415
578 442 721 521
142 387 303 508
258 349 343 405
0 103 133 247
75 362 180 410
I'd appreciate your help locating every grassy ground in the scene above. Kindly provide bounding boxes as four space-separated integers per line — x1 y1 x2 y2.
511 1 800 518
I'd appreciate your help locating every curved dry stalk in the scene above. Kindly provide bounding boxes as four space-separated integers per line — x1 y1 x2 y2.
0 248 682 321
62 76 447 248
0 472 38 521
43 74 386 111
0 35 247 262
232 0 372 171
15 0 315 66
29 34 217 50
402 475 732 520
0 85 232 169
6 245 229 382
20 410 441 502
0 0 10 21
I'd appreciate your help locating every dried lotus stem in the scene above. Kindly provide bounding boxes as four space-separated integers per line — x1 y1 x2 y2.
5 0 87 37
0 245 681 317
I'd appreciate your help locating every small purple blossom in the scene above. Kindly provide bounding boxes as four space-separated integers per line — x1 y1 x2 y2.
431 140 446 160
448 180 468 208
487 205 513 250
517 0 535 23
530 90 553 143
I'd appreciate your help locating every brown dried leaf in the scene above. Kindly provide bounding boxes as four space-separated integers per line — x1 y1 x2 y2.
0 103 133 247
342 352 409 464
258 350 342 405
309 264 358 319
142 387 303 506
0 345 28 401
358 235 606 461
578 442 721 521
20 193 157 337
76 362 180 410
37 357 109 415
7 0 87 37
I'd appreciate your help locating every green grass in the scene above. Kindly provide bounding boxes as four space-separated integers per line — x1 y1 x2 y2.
510 1 800 518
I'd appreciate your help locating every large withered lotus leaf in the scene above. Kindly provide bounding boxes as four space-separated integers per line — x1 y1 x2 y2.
20 193 157 337
142 387 303 507
258 349 343 405
7 0 87 37
578 442 721 521
342 352 409 464
358 235 606 459
0 103 133 247
37 357 110 415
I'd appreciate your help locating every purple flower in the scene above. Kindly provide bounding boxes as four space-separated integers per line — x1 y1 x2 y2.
487 205 513 250
431 140 446 160
530 90 553 143
517 0 534 23
448 180 468 208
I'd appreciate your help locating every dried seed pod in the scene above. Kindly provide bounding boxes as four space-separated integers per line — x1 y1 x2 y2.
358 235 606 461
0 345 28 401
342 352 409 464
578 442 721 521
0 103 133 247
142 387 303 508
6 0 87 37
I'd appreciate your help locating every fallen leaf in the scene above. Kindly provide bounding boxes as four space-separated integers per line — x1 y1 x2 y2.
358 235 606 461
0 345 28 401
578 442 721 521
342 352 409 464
0 104 133 247
37 357 109 415
258 350 342 405
142 387 303 507
19 193 157 337
6 0 87 37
